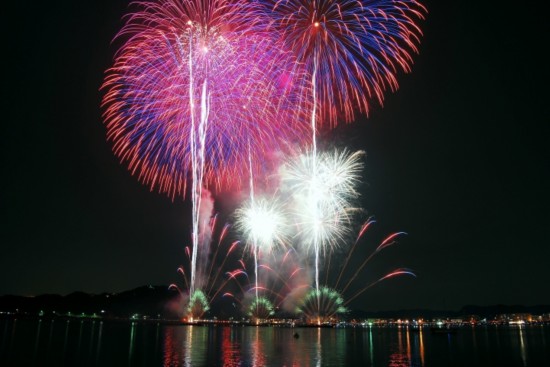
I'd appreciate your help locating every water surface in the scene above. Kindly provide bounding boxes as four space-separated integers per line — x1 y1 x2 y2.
1 318 548 366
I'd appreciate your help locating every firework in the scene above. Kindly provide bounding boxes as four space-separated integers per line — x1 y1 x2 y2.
291 222 415 324
246 297 275 322
235 192 289 316
264 0 427 126
172 217 249 320
281 148 364 298
262 0 426 314
329 220 414 312
186 289 210 320
296 286 347 324
281 149 364 246
234 248 309 319
101 0 423 322
102 0 310 197
235 197 287 253
102 0 312 306
235 149 365 317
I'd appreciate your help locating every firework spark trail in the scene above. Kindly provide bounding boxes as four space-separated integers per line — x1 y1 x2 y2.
248 144 260 315
202 220 239 298
189 43 210 298
310 56 319 304
210 269 249 301
177 266 189 291
206 239 241 296
341 231 407 294
174 217 250 319
344 268 416 306
205 216 222 284
334 217 376 289
228 230 309 313
259 264 300 299
324 245 331 286
260 264 309 307
224 269 250 297
168 283 182 294
268 249 309 308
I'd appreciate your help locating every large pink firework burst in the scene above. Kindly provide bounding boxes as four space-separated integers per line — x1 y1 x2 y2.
265 0 427 127
102 0 310 198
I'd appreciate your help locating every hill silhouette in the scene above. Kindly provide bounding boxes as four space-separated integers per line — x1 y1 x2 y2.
2 286 549 320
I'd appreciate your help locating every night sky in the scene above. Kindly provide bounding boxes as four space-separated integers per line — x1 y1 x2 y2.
2 1 548 312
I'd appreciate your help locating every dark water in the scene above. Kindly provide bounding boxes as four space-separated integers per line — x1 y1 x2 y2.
1 319 549 366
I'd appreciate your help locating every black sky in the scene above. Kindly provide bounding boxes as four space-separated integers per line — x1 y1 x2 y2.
1 1 548 312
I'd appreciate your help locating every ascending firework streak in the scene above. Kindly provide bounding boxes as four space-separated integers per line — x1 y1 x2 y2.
102 0 310 307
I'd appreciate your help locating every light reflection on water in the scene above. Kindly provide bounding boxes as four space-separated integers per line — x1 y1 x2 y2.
518 325 527 367
315 326 321 367
251 326 266 367
0 319 549 366
387 326 423 367
220 324 240 367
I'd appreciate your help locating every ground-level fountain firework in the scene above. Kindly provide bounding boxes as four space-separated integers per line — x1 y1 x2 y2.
102 0 426 323
297 287 347 325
